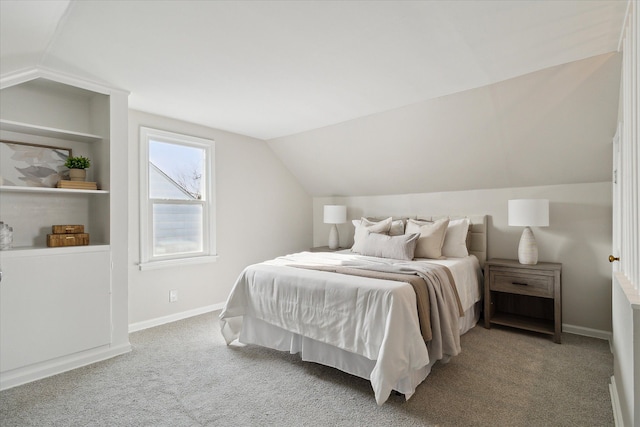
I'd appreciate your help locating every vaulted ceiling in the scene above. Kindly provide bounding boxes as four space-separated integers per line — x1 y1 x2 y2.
0 1 628 141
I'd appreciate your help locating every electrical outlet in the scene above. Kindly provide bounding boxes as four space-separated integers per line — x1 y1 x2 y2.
169 290 178 302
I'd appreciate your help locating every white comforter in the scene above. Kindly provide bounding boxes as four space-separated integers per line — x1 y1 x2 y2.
220 251 481 405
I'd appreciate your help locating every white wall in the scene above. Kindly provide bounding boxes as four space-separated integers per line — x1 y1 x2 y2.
315 181 612 335
128 110 312 327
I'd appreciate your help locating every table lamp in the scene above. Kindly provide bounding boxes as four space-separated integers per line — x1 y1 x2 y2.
324 205 346 250
508 199 549 265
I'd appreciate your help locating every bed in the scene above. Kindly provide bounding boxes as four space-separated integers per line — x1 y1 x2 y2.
220 215 486 405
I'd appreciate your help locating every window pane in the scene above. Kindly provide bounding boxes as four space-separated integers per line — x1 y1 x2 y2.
152 203 203 256
149 140 205 200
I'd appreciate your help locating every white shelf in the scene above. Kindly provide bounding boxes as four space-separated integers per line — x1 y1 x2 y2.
0 244 109 258
0 119 102 143
0 185 108 194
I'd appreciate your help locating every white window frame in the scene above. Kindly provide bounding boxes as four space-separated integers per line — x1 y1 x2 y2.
138 126 217 270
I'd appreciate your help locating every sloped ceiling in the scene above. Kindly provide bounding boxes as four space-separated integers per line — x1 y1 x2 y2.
0 1 627 197
0 0 627 142
268 52 622 196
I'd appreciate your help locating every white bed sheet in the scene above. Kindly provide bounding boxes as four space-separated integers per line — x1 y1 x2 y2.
412 256 483 313
220 252 482 405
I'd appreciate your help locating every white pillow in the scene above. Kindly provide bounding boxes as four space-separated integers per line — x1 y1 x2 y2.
441 218 470 258
351 217 392 253
360 232 420 260
405 218 450 259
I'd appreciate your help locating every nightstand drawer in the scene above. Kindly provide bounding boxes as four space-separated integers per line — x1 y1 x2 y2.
491 271 553 298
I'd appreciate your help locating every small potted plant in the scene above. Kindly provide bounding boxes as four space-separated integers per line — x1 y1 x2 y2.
65 156 91 182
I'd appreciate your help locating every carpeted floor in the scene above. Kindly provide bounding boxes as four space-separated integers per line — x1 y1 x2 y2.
0 311 614 426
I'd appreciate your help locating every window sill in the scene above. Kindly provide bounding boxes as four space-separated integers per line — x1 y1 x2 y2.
138 254 218 271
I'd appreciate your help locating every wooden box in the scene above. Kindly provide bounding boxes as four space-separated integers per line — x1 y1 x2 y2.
47 233 90 247
52 225 85 234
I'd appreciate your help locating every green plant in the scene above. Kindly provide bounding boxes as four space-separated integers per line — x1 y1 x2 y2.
64 156 91 169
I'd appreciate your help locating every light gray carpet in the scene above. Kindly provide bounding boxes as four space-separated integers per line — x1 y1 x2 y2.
0 312 613 426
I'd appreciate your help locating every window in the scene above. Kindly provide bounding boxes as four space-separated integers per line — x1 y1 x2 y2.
139 127 216 269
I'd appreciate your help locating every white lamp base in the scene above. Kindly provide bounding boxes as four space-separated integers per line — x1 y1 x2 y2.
518 226 538 265
328 224 339 250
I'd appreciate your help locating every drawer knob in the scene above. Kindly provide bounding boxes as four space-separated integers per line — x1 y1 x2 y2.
609 255 620 262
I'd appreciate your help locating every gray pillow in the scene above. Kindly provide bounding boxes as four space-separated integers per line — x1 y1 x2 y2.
366 217 407 236
360 232 420 260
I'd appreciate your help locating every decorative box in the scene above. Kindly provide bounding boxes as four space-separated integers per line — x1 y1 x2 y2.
46 233 90 247
52 225 85 234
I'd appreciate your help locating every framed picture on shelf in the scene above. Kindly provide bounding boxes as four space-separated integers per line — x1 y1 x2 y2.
0 140 72 188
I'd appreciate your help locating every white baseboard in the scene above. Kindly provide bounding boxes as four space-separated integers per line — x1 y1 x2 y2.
128 303 225 333
610 376 624 427
562 323 612 342
0 342 132 391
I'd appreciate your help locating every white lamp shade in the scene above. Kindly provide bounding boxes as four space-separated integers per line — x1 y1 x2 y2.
508 199 549 227
324 205 347 224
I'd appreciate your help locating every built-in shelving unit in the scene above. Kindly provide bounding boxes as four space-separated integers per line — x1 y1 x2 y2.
0 75 111 249
0 68 131 390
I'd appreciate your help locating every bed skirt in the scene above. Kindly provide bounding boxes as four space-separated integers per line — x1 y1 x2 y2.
236 301 481 401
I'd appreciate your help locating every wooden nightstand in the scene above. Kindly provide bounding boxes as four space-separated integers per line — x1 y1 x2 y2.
309 246 345 252
484 258 562 343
